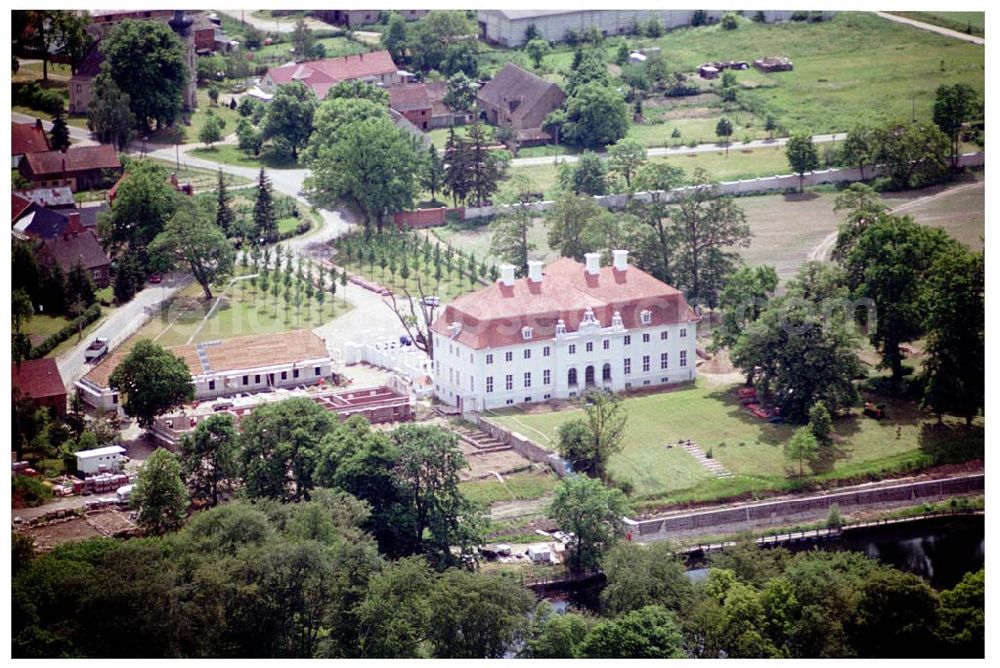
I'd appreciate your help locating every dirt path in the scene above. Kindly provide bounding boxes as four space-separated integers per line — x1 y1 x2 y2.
805 179 984 263
876 12 984 46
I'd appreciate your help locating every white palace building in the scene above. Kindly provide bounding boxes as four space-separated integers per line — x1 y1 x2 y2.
431 250 699 413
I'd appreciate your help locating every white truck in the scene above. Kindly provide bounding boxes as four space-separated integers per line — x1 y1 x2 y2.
115 484 133 503
84 337 110 363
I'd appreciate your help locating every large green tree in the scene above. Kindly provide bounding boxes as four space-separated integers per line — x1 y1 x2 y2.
86 76 137 150
549 475 629 573
108 340 194 428
262 82 317 160
919 248 984 425
489 174 537 276
305 111 422 235
545 192 608 261
844 213 958 380
239 398 337 502
579 606 687 658
148 197 235 299
629 162 686 282
932 83 980 170
607 137 647 189
873 121 950 189
98 159 178 264
669 170 751 306
178 413 239 507
710 265 779 371
600 542 695 615
131 448 189 535
392 424 484 569
99 19 188 130
252 168 277 243
560 82 629 149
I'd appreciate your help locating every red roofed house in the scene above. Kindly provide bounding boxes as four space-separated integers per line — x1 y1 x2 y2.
259 50 403 100
430 251 699 412
11 119 51 168
388 83 433 130
12 358 67 417
35 222 112 288
477 63 566 146
18 144 122 192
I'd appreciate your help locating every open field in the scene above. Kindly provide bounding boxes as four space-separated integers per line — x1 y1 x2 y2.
459 470 560 506
122 272 350 350
488 379 984 502
536 12 983 135
189 143 299 169
148 160 252 190
889 11 984 37
434 173 984 281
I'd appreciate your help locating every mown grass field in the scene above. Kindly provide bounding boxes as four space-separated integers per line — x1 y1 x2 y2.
458 471 560 506
189 143 299 169
488 379 984 502
124 270 350 350
535 12 984 135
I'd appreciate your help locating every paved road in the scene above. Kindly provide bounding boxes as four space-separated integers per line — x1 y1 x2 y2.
12 110 97 147
57 273 193 385
509 133 843 167
215 9 331 34
875 11 984 45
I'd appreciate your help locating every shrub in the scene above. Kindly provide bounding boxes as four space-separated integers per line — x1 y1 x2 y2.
826 503 844 529
721 13 739 30
691 10 709 26
12 475 54 508
13 82 65 115
29 303 102 359
790 11 810 22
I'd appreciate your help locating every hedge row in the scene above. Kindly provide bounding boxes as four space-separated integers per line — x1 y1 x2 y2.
29 304 102 359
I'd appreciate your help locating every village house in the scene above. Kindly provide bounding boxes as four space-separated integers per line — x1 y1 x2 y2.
35 224 112 288
76 330 334 412
11 119 51 168
259 50 403 101
476 64 566 146
69 10 199 116
431 251 699 413
12 358 67 417
16 186 75 210
18 144 122 192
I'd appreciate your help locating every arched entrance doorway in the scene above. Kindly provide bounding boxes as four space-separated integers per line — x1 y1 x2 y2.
585 365 595 387
568 368 578 387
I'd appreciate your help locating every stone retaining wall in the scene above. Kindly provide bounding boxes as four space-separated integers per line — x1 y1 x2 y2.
474 415 569 476
626 473 984 537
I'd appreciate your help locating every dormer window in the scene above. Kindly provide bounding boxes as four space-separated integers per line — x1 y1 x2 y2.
641 309 652 325
555 319 566 335
582 308 597 325
522 326 533 340
448 322 462 338
612 311 624 328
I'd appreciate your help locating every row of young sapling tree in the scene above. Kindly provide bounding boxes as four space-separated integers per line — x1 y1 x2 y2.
236 243 348 327
333 227 500 300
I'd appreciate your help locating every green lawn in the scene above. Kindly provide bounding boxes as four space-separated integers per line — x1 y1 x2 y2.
459 471 560 506
487 380 984 501
533 12 983 136
189 143 299 169
149 159 252 190
125 272 350 350
890 11 984 37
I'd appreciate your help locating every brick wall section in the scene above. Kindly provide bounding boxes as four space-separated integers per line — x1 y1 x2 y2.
626 473 984 537
475 415 569 476
393 207 464 229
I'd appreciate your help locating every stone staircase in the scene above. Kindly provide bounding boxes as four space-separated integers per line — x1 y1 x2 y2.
453 427 513 456
676 440 733 478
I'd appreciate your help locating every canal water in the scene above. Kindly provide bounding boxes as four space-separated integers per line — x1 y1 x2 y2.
545 514 984 612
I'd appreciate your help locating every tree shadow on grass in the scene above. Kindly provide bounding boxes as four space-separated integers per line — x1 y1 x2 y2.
782 191 820 202
918 421 984 465
705 387 791 447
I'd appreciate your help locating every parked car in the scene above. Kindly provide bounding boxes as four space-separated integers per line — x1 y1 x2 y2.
148 274 162 284
116 484 133 503
421 295 441 307
84 337 109 363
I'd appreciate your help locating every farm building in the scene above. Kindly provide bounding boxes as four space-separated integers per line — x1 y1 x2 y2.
18 144 123 192
11 119 50 168
477 10 830 47
75 445 126 476
754 56 794 72
477 64 565 145
76 330 334 411
431 251 699 413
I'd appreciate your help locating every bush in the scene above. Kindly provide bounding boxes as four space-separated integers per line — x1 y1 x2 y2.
790 11 810 22
29 303 102 359
13 82 65 115
826 503 844 529
721 13 739 30
691 10 709 27
12 475 54 508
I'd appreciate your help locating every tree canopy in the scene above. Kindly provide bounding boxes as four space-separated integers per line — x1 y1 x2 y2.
108 340 194 428
148 197 235 299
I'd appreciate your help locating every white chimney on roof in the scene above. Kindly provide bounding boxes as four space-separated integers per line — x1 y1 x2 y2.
499 264 516 287
527 260 543 284
612 249 629 272
584 252 601 275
